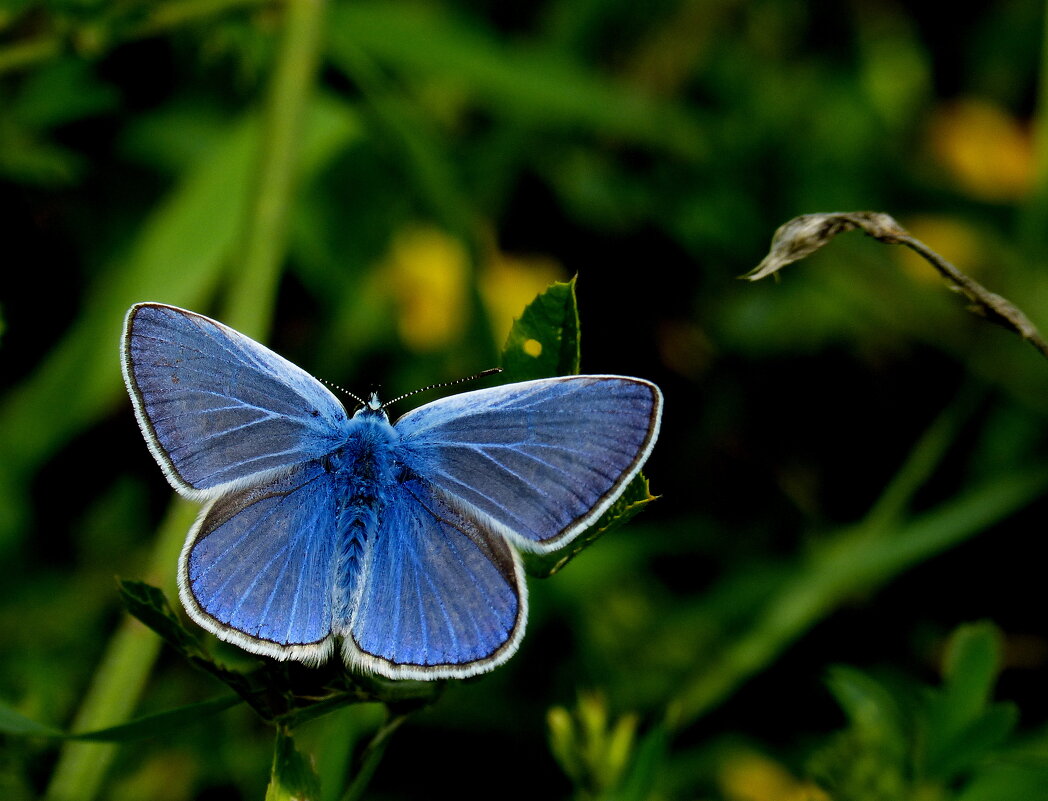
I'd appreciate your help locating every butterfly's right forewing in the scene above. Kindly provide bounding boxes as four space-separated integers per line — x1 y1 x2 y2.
395 376 662 553
122 303 349 496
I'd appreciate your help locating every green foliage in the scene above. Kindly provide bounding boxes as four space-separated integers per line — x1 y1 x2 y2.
500 278 657 577
548 692 639 799
266 729 321 801
0 695 239 743
810 623 1046 801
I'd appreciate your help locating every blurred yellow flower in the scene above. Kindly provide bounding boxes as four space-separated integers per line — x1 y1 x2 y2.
928 99 1033 201
719 751 831 801
383 225 469 352
480 250 564 346
382 224 565 353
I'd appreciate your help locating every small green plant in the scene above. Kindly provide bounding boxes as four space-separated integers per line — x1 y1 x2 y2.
810 622 1048 801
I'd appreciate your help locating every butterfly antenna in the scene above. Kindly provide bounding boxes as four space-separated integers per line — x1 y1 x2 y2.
319 377 368 408
382 367 503 409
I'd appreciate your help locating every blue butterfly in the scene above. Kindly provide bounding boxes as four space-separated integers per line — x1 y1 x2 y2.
121 303 662 680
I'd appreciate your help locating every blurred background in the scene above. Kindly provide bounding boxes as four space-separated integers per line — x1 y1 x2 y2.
4 1 1048 799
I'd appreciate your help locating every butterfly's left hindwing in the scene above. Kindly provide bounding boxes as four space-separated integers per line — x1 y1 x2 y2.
394 376 662 552
122 303 349 496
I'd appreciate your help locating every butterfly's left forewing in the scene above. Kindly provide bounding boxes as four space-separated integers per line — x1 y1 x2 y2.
122 303 349 497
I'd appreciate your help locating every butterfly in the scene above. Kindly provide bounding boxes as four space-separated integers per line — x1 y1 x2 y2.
121 302 662 680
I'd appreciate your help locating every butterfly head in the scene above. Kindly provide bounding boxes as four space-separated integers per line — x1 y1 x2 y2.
353 392 389 421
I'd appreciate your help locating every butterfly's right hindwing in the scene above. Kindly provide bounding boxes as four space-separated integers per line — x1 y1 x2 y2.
122 303 349 496
178 461 339 664
343 479 526 680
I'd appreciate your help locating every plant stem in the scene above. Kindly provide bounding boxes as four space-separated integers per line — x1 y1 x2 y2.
0 0 274 77
339 711 411 801
668 463 1048 729
746 211 1048 361
328 43 498 364
224 0 327 339
1019 0 1048 259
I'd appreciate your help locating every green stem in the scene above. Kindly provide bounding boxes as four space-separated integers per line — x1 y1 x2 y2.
1020 0 1048 259
328 44 497 364
224 0 328 339
859 389 977 533
668 465 1048 730
266 726 321 801
339 711 410 801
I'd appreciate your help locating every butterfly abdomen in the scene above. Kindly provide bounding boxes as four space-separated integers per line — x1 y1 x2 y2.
329 416 401 619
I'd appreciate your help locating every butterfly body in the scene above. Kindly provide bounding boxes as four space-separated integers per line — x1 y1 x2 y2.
123 303 661 679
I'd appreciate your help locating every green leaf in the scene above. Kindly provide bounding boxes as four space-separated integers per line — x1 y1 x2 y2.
1 695 240 742
824 666 908 747
10 58 118 129
500 277 580 381
341 711 412 801
118 579 443 726
266 729 321 801
927 704 1019 781
117 580 272 718
942 621 1002 722
615 721 670 801
0 702 63 738
923 622 1017 780
671 464 1048 728
956 763 1048 801
67 696 242 743
810 668 910 800
507 277 656 576
117 579 206 661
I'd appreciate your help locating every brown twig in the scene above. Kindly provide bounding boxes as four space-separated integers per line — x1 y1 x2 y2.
744 211 1048 361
